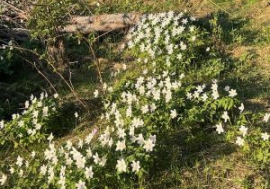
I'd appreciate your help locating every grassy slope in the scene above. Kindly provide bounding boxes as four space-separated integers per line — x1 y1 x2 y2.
2 0 269 188
72 1 269 188
51 0 270 188
146 1 270 188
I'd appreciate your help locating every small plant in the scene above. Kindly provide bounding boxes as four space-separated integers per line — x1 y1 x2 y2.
28 0 74 38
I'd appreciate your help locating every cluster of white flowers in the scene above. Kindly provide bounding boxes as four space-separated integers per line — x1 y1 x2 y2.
126 11 199 67
0 92 59 145
186 80 270 147
0 56 188 187
2 117 149 188
215 90 270 146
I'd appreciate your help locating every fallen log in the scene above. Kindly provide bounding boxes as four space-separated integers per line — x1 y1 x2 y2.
1 13 142 39
62 13 142 34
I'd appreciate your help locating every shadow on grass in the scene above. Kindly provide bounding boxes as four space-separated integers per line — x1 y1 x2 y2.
221 49 270 111
146 128 236 188
147 128 268 188
46 96 103 138
197 11 270 110
226 71 270 111
199 11 260 46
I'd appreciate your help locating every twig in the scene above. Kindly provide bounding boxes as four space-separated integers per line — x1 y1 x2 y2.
2 1 28 20
89 44 103 84
93 29 115 42
49 62 89 112
81 36 104 84
68 68 75 90
209 0 232 16
2 1 25 14
18 55 58 94
3 43 89 112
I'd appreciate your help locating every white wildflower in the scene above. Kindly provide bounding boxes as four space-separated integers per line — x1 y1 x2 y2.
85 166 93 179
31 151 36 158
170 109 177 119
150 103 156 112
54 93 59 98
222 111 230 123
141 104 149 114
136 134 145 145
16 156 23 167
0 120 4 129
263 113 270 123
131 161 140 173
86 147 92 158
143 138 155 152
224 86 230 91
215 123 224 134
0 174 7 185
48 133 54 142
261 132 270 141
116 140 126 151
202 93 208 101
94 90 99 98
19 170 24 177
239 103 244 113
85 133 94 144
229 89 237 97
25 100 30 109
93 153 100 164
117 128 126 138
236 136 244 146
116 158 127 173
40 165 47 175
43 106 49 117
76 180 86 189
239 125 248 137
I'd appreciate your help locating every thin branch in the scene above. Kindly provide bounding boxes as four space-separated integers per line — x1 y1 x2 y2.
49 62 89 112
3 43 89 112
2 1 26 14
18 55 58 94
89 44 103 84
68 68 75 90
93 29 115 42
81 36 105 84
209 0 232 15
2 1 28 20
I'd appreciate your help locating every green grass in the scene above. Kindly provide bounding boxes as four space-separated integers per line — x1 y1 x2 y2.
87 1 270 188
1 0 270 188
